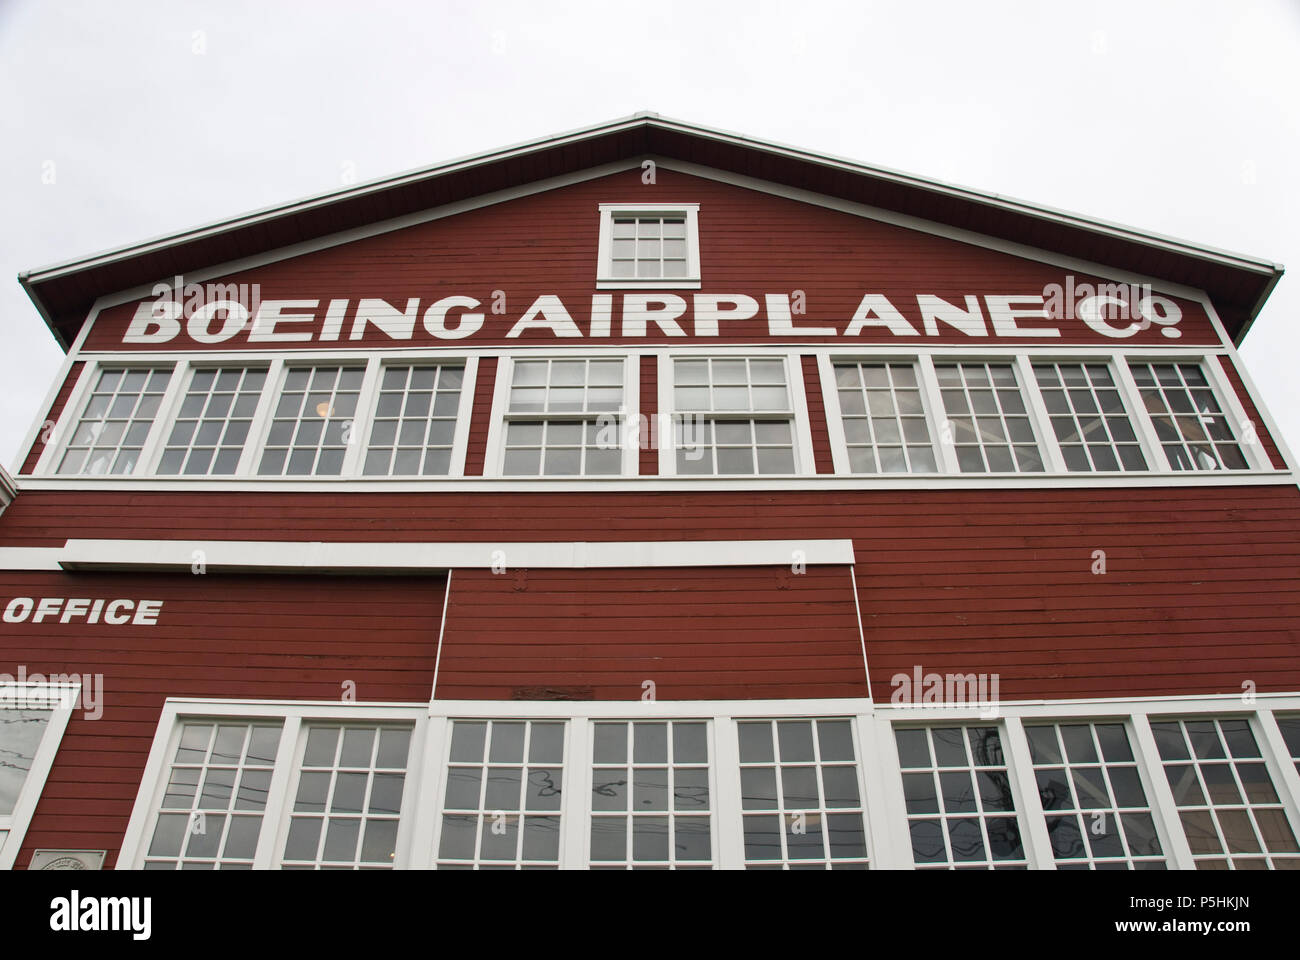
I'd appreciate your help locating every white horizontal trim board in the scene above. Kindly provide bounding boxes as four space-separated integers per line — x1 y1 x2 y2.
25 537 855 573
114 691 1300 870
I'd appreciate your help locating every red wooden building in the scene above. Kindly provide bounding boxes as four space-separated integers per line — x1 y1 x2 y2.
3 114 1299 870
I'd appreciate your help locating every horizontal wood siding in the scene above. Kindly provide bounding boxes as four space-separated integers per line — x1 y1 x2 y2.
640 354 658 475
802 354 834 473
82 170 1223 350
462 356 497 475
1 485 1296 703
436 565 865 701
0 571 445 868
1218 353 1286 469
20 361 82 474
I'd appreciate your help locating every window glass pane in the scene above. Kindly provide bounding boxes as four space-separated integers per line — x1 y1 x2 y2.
0 710 52 816
1128 362 1246 471
258 366 364 476
281 723 411 869
58 367 171 476
502 359 624 476
739 719 870 869
143 721 283 869
893 725 1026 868
438 720 566 868
363 364 464 476
934 363 1042 474
589 721 713 868
835 362 934 473
158 367 266 476
1033 363 1147 472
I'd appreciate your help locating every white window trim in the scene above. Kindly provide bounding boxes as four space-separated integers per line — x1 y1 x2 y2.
483 355 639 478
117 692 1300 870
0 682 80 869
595 202 701 290
659 351 814 477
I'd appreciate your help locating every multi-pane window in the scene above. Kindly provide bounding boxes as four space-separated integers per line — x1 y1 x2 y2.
894 725 1027 868
437 720 566 869
737 719 869 869
143 721 282 870
157 367 266 475
934 362 1042 473
0 710 51 816
257 365 363 476
1149 717 1300 869
363 364 464 476
57 367 170 475
1025 722 1166 869
1032 363 1147 472
281 724 411 869
610 216 689 279
502 359 624 476
1129 362 1247 471
589 721 713 869
673 358 796 475
833 361 936 473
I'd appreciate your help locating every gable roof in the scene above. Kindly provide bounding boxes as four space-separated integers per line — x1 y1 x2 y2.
17 112 1283 349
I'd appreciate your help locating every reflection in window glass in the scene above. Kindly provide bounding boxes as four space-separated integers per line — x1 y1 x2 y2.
258 366 363 476
1276 715 1300 777
1025 721 1166 869
1032 363 1147 472
589 721 713 869
363 364 464 476
1149 718 1300 869
143 721 282 870
1128 363 1247 471
834 361 936 474
281 724 412 869
502 359 624 476
437 720 565 869
934 362 1042 473
0 710 52 816
57 368 171 476
894 725 1027 868
674 358 796 475
737 719 869 869
158 367 267 475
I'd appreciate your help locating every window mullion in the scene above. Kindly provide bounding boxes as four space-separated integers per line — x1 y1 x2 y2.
1013 355 1066 474
1127 713 1196 869
237 358 284 476
342 357 383 476
817 355 850 475
1000 716 1057 869
562 717 591 869
916 355 959 474
447 357 478 478
1112 357 1170 471
1252 710 1300 839
712 716 745 869
253 714 301 869
132 360 187 476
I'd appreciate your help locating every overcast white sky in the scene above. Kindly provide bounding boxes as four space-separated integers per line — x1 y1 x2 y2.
2 0 1297 471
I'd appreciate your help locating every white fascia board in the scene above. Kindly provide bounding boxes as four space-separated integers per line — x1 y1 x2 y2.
48 537 854 573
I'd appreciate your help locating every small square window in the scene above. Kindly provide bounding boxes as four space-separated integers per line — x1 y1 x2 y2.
597 204 700 289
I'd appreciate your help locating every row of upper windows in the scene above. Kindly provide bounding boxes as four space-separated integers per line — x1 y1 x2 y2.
113 703 1300 869
43 352 1265 479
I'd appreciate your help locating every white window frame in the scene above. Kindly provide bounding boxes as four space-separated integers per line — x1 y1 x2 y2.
0 682 79 870
658 351 815 477
484 353 639 478
119 694 1300 870
596 203 701 290
357 358 475 478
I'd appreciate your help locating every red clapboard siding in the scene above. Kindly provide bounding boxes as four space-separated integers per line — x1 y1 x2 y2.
0 571 444 868
639 354 658 475
463 356 497 475
802 354 834 473
1 485 1295 703
435 565 866 701
20 361 83 474
1217 353 1286 469
81 169 1224 350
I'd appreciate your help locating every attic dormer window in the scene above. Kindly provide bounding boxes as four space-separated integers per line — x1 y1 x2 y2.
596 203 700 289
